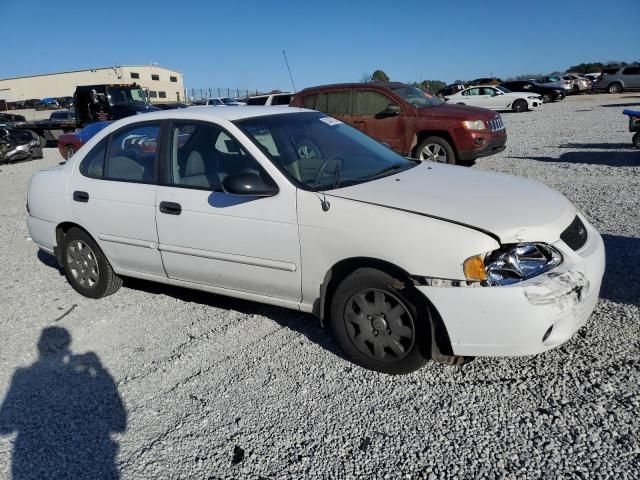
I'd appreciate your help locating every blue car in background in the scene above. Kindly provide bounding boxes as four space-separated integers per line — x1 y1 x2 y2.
57 121 111 160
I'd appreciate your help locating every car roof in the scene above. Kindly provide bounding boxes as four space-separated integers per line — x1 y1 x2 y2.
113 106 313 123
297 82 407 93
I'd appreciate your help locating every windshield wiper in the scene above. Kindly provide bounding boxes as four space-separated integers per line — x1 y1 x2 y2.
364 163 408 181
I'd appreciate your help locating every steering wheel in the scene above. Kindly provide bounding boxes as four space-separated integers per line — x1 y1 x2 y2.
313 154 344 188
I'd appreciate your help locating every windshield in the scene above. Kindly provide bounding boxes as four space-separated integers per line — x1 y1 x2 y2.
235 112 417 191
106 87 147 106
496 86 511 93
221 98 236 104
390 86 443 108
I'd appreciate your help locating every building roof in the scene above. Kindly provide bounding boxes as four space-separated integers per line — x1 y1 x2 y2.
0 65 182 82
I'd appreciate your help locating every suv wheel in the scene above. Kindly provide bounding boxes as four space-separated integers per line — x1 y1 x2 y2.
415 136 456 164
330 268 430 374
542 93 552 103
608 83 622 94
61 227 122 299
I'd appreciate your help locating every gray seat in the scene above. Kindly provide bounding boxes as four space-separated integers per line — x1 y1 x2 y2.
181 150 221 190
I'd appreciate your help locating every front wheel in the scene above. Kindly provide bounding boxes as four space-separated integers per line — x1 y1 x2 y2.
633 133 640 149
414 136 456 164
330 268 430 374
61 227 122 299
65 145 75 160
512 99 528 112
542 93 552 103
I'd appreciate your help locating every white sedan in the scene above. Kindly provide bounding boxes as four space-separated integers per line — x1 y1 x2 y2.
446 86 543 112
26 106 604 374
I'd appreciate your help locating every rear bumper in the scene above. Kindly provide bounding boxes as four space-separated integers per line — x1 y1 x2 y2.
416 216 605 357
458 134 507 161
27 215 56 254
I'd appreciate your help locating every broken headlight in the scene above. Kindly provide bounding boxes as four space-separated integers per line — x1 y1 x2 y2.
464 243 562 286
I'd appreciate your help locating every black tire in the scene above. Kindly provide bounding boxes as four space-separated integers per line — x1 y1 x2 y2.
330 268 431 374
65 145 76 160
414 136 456 164
512 99 528 112
542 93 552 103
633 133 640 149
573 85 580 95
608 83 622 94
61 227 122 299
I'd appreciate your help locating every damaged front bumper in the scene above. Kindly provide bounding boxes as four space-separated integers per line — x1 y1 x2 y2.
416 218 605 357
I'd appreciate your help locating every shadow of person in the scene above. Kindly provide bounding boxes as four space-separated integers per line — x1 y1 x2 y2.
0 327 126 479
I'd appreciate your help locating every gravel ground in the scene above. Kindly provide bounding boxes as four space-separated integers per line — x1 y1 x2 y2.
0 94 638 479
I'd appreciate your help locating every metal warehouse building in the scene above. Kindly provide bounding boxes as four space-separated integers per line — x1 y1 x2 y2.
0 65 185 104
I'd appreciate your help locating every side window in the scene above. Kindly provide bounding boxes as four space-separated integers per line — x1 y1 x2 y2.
623 67 640 75
353 91 394 115
325 91 350 115
79 139 107 179
248 97 268 105
483 87 497 96
169 122 270 191
273 94 292 105
463 88 480 96
302 94 317 109
105 123 160 183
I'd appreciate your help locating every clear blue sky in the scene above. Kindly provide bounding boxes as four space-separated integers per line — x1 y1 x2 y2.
2 0 638 91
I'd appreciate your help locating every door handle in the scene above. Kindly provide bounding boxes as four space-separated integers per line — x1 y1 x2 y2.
159 201 182 215
73 191 89 202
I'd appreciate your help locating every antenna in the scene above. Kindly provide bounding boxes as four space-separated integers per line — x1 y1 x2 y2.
282 50 297 93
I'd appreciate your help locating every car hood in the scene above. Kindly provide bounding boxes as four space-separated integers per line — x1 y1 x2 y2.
329 162 576 244
420 103 496 120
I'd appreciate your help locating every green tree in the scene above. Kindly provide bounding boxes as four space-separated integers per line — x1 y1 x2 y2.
413 80 447 94
370 70 390 82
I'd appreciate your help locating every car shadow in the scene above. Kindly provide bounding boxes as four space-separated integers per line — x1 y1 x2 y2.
600 234 640 307
509 150 639 167
557 143 634 150
35 249 344 360
600 102 640 108
122 277 347 360
0 327 126 479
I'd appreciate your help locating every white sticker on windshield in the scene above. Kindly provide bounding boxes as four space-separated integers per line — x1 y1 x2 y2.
319 117 343 126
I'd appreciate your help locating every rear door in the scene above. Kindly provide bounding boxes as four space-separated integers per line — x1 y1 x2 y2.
68 121 165 276
351 89 406 153
622 67 640 89
461 88 488 108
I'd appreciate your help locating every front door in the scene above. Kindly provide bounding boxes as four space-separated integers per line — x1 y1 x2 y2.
68 122 165 276
154 120 301 301
351 90 406 153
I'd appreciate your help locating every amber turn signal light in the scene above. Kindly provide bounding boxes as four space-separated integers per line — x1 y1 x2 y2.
463 255 487 282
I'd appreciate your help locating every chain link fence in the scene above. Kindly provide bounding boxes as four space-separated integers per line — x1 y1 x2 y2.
187 88 264 103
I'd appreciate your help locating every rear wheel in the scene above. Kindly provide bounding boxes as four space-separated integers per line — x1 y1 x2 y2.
633 133 640 149
61 227 122 299
65 145 76 160
415 136 456 164
512 99 528 112
608 83 622 94
330 268 430 374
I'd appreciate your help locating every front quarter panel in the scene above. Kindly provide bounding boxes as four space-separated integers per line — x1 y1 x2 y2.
297 189 499 309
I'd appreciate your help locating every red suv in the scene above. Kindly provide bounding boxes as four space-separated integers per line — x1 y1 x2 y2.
290 82 506 165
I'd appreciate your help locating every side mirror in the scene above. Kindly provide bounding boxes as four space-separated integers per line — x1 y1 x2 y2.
382 104 402 116
222 173 278 197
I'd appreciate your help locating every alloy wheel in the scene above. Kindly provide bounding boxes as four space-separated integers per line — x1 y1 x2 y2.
419 143 448 162
66 146 75 160
343 288 415 362
66 240 99 288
